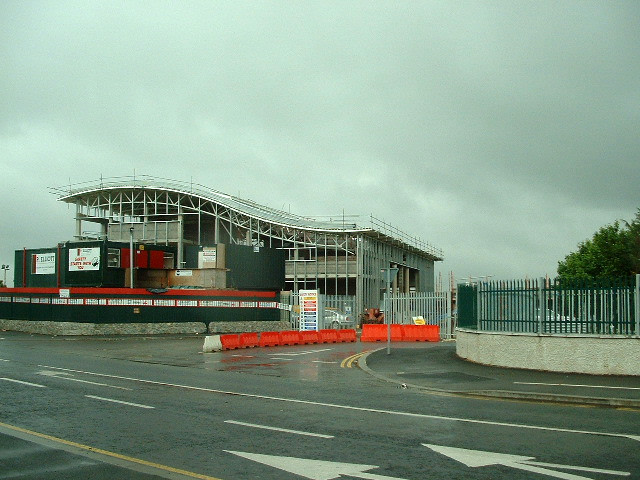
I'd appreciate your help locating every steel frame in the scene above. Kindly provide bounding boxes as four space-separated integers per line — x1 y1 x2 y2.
51 175 443 313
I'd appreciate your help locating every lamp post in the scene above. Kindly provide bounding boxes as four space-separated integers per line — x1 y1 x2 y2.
129 227 134 289
1 264 9 287
381 267 399 355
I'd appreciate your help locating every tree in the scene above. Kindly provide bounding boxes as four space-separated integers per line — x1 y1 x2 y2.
557 209 640 279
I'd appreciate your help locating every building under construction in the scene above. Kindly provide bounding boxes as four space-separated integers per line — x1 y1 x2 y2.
49 175 443 313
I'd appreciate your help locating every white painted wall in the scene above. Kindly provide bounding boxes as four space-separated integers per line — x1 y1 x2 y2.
456 328 640 376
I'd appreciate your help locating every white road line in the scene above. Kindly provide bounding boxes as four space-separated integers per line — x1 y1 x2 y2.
39 364 640 443
270 357 293 361
514 382 640 391
37 371 132 390
0 359 10 362
85 395 154 409
0 377 46 388
312 360 338 364
225 420 334 438
268 348 333 357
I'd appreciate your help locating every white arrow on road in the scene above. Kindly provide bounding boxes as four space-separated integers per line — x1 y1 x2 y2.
225 450 409 480
423 444 630 480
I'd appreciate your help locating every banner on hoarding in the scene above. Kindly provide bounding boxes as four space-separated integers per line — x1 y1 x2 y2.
32 253 56 275
69 247 101 271
298 289 319 331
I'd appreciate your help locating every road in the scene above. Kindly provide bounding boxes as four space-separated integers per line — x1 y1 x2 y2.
0 332 638 479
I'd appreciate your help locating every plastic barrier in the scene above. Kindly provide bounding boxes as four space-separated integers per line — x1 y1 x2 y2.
402 324 440 342
319 329 339 343
391 324 405 342
258 331 281 347
360 324 387 342
424 324 440 342
300 330 320 344
239 332 259 348
220 334 241 350
337 329 357 343
280 330 302 346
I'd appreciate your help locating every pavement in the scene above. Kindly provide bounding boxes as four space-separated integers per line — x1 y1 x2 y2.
360 341 640 409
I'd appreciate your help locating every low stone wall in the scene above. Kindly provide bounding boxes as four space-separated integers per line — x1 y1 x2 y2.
0 318 291 336
207 320 290 334
0 319 207 336
456 328 640 376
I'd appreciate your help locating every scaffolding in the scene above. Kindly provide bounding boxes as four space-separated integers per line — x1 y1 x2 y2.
50 175 443 313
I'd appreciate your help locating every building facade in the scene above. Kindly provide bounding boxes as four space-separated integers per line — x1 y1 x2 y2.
51 176 443 313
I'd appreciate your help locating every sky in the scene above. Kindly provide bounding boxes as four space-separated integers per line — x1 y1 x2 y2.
1 1 639 287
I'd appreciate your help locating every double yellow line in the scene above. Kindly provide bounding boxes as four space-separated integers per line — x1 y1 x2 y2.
340 351 369 368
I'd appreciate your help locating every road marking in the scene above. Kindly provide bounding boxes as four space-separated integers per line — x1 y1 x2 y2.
0 358 10 362
313 360 338 364
226 450 406 480
424 443 630 479
268 348 333 356
341 352 368 368
0 377 46 388
515 382 640 391
225 420 334 438
39 364 640 443
231 354 254 358
38 370 132 390
0 421 222 480
85 395 154 409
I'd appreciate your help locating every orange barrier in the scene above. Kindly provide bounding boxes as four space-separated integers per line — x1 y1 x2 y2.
360 324 387 342
280 330 302 346
337 329 357 343
220 334 241 350
391 324 404 342
319 329 339 343
239 332 259 348
402 324 440 342
300 330 320 344
258 331 281 347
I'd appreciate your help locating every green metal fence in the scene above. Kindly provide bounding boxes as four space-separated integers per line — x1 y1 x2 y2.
457 275 639 335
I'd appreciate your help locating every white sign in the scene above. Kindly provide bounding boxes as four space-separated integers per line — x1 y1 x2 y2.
69 247 101 271
226 450 409 480
423 444 630 480
32 253 56 275
298 289 319 332
176 270 193 277
59 289 70 298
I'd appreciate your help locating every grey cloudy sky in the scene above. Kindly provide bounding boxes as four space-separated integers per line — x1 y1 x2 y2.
1 1 639 286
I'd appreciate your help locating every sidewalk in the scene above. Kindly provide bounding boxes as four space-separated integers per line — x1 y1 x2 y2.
360 342 640 409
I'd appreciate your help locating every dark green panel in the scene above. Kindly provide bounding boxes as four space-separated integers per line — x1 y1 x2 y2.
226 244 285 290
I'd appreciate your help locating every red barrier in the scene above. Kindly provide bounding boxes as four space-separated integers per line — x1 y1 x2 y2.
360 324 387 342
258 331 281 347
239 332 259 348
425 324 440 342
391 324 404 342
280 330 302 346
337 329 356 343
319 329 339 343
300 330 320 344
402 324 440 342
220 334 241 350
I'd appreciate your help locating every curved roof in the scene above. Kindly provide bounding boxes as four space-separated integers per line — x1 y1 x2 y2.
51 175 443 260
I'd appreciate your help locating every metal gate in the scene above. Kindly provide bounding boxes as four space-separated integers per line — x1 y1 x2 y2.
385 291 454 339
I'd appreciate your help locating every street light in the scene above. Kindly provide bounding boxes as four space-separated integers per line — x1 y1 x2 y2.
1 264 9 287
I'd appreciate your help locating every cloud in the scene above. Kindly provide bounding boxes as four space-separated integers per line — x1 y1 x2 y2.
1 1 638 285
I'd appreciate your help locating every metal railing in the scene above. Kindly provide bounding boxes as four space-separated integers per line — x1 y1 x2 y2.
458 275 639 335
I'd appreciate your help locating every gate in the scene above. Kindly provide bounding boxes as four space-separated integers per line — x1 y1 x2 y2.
385 291 454 339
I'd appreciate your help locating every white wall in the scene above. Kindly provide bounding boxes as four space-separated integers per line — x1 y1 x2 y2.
456 328 640 376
